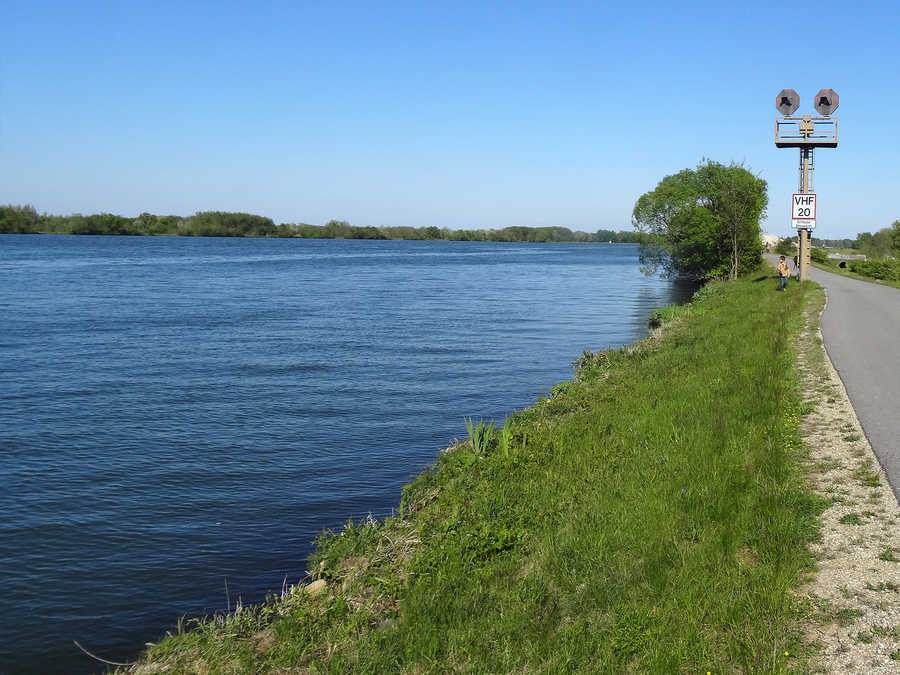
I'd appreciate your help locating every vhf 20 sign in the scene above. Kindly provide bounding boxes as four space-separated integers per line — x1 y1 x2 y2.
792 193 816 229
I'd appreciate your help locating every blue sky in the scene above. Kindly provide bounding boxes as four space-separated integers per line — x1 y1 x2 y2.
2 0 898 239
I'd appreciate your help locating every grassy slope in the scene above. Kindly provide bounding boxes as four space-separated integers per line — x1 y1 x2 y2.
130 269 825 674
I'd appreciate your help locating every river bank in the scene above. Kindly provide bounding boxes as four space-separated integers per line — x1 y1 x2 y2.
119 267 846 673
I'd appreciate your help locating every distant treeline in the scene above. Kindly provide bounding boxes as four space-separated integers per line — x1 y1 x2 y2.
287 221 643 243
810 237 856 249
811 220 900 259
0 206 278 237
0 205 642 243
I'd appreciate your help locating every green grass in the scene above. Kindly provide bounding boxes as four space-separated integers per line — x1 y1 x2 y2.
128 269 825 673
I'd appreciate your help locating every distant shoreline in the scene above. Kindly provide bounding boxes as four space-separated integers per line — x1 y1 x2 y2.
1 231 637 243
1 206 643 243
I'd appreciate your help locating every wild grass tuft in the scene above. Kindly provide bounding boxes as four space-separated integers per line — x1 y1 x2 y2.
499 416 513 458
879 548 900 563
464 417 495 457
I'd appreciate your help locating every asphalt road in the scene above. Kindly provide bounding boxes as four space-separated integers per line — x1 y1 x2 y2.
768 256 900 498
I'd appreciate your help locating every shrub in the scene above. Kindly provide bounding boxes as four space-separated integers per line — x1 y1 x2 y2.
774 238 795 256
810 248 829 264
848 258 900 281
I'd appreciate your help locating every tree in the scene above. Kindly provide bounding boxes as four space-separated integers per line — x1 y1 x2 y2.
632 168 715 278
70 213 137 235
179 211 276 237
854 232 873 250
350 226 386 240
695 161 767 279
0 205 40 233
855 224 899 258
322 220 353 238
870 228 894 257
632 160 767 280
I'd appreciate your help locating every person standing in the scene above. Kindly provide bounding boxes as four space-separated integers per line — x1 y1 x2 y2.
777 256 790 291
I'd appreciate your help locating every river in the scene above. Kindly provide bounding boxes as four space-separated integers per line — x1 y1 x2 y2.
0 235 692 673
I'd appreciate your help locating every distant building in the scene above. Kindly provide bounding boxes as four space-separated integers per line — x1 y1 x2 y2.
761 233 782 248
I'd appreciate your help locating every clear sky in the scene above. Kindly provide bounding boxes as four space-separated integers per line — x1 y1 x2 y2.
3 0 898 239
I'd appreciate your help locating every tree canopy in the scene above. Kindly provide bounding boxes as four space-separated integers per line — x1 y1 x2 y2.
632 160 768 280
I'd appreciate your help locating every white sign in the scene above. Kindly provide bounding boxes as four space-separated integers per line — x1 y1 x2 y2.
792 193 817 229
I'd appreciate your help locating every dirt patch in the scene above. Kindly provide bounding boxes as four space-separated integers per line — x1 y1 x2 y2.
796 289 900 672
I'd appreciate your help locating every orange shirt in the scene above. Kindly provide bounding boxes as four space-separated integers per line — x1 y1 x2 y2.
777 261 789 277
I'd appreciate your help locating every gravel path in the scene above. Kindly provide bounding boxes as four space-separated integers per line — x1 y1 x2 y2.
765 256 900 671
795 290 900 672
766 255 900 500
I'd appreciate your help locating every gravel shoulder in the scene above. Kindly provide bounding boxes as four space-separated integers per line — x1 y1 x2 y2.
796 284 900 672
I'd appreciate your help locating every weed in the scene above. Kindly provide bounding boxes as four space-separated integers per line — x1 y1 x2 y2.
854 631 874 644
836 608 864 626
853 463 881 487
814 459 843 473
499 416 513 458
572 348 611 381
839 513 863 526
879 548 899 563
549 381 574 398
871 624 900 638
865 581 899 593
464 417 495 457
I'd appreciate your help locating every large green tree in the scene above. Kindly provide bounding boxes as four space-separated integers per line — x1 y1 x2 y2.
632 160 767 280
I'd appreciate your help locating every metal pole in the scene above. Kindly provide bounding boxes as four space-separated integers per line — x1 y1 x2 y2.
797 147 814 282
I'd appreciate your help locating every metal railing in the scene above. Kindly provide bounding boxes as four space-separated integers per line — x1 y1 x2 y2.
774 116 838 148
